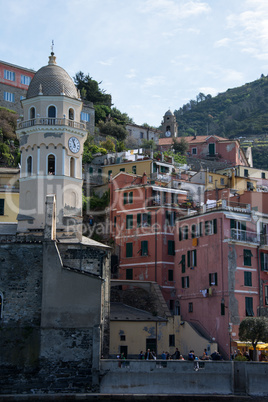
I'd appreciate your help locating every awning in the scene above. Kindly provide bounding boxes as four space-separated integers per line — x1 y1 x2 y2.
151 186 187 195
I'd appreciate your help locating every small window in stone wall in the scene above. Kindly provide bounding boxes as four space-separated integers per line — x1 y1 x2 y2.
169 334 175 347
120 335 126 341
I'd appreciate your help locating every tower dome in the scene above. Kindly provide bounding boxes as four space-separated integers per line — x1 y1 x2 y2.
26 53 79 99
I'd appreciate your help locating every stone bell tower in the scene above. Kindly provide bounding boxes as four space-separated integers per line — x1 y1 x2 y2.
16 52 87 240
161 109 178 138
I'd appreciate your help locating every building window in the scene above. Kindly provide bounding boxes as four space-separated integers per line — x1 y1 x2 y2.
209 175 213 183
182 276 189 288
4 69 15 81
4 91 15 102
140 132 144 139
132 165 136 174
244 169 249 178
265 286 268 305
188 302 193 312
166 211 176 226
244 271 252 286
191 224 197 238
126 243 133 258
179 225 188 240
168 269 174 281
220 178 225 185
230 219 246 241
21 75 31 85
0 199 4 216
192 148 197 155
123 192 133 205
27 156 32 176
262 172 266 179
126 215 133 229
141 240 148 256
30 107 35 119
187 250 197 268
108 170 112 180
48 105 56 118
126 268 133 280
209 143 215 155
137 213 151 227
170 300 174 311
209 273 218 286
245 297 254 316
69 108 74 120
205 219 217 235
221 300 225 316
120 335 126 341
169 334 175 347
244 249 253 266
181 255 186 273
81 112 90 122
261 253 268 271
120 168 125 172
168 240 175 256
47 154 56 175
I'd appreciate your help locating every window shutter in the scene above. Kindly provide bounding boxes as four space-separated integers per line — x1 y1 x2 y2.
179 227 182 241
0 199 4 216
215 273 218 286
126 243 133 257
137 213 141 227
182 277 185 288
129 192 133 203
199 221 203 236
193 249 197 266
187 250 191 267
182 255 185 273
141 240 148 256
185 226 188 240
230 219 235 229
213 219 217 234
205 221 209 235
209 273 212 285
124 192 127 205
261 252 264 271
168 240 175 256
147 212 151 226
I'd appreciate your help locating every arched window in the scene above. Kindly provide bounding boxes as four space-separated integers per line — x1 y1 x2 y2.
48 106 56 118
47 154 56 175
69 108 74 120
30 107 35 119
70 157 75 177
0 292 3 319
27 156 32 176
48 106 56 125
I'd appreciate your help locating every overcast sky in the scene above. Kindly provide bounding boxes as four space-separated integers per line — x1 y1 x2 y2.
1 0 268 127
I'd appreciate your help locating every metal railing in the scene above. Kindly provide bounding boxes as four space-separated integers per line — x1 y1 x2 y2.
17 117 86 130
230 229 259 244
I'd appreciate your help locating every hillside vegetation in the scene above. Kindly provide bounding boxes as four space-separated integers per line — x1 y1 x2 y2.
174 75 268 169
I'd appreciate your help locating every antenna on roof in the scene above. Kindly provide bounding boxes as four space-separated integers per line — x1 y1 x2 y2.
51 40 54 54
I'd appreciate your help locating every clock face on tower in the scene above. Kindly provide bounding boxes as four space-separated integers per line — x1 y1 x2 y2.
165 130 171 137
68 137 80 153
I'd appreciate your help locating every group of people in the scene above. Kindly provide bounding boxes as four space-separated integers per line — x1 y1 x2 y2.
136 348 224 361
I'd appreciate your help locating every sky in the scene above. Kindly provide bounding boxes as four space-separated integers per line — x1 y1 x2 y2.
1 0 268 128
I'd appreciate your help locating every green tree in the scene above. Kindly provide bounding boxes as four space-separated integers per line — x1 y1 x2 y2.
239 317 268 361
94 104 111 124
100 137 116 153
98 120 128 141
172 137 188 154
74 71 112 107
0 107 18 141
141 139 157 151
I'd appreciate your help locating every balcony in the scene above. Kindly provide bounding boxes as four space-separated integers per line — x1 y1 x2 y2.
17 117 86 130
260 234 268 246
230 229 259 244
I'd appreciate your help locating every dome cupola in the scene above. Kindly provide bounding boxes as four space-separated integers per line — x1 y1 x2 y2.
26 52 79 99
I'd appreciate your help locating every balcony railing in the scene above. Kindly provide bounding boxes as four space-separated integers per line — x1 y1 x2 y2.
230 229 259 244
17 118 86 130
260 234 268 246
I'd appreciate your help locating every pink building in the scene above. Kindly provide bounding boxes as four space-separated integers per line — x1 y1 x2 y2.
110 171 187 308
174 196 267 358
159 135 249 167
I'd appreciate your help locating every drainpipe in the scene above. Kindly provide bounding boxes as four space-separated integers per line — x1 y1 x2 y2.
155 210 158 283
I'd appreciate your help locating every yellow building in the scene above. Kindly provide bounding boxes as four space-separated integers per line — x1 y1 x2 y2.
0 167 20 222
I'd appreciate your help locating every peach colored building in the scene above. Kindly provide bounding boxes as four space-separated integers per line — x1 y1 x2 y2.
159 135 249 167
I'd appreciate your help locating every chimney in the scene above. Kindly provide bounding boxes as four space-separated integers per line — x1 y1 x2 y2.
142 172 147 184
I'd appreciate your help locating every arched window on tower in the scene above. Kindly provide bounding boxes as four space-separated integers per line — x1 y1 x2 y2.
27 156 32 176
48 106 56 125
30 107 35 122
47 154 56 175
70 157 75 178
69 108 74 120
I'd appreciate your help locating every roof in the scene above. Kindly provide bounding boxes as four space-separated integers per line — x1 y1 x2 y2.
110 302 166 321
26 53 79 99
159 135 229 146
58 235 110 249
